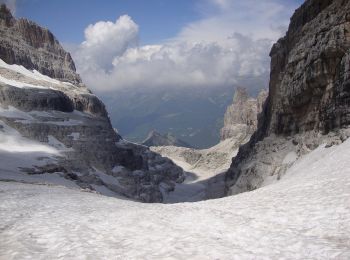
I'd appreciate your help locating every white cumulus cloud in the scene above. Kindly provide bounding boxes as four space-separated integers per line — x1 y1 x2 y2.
73 0 301 93
79 35 272 92
75 15 138 72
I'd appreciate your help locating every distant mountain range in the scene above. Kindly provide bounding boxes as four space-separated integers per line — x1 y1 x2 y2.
101 77 268 149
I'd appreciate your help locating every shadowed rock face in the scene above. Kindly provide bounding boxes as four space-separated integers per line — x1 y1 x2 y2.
226 0 350 194
220 88 267 141
0 5 184 203
0 4 81 85
266 0 350 136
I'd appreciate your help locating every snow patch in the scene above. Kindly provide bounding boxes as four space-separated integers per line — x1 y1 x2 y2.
1 139 350 259
0 122 58 154
0 75 50 89
48 136 73 151
0 106 34 121
282 151 298 164
0 58 61 85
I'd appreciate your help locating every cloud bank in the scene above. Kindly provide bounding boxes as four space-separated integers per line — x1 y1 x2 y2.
75 15 138 72
73 0 300 93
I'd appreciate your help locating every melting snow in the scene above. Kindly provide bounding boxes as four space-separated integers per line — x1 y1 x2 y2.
0 106 84 126
1 139 349 259
0 120 64 185
283 151 298 164
0 75 50 89
0 121 58 154
153 138 240 202
0 58 61 85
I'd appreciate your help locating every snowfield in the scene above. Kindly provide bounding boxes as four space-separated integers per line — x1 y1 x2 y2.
0 58 89 95
1 139 350 259
153 138 242 203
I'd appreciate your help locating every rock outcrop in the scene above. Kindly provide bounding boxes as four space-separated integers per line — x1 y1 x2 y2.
0 4 81 85
0 5 184 203
151 89 268 202
226 0 350 195
142 130 192 148
220 87 267 141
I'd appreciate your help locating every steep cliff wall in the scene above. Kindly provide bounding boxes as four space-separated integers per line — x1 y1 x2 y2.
226 0 350 194
0 4 81 85
266 0 350 136
0 5 184 202
220 88 267 141
142 130 192 148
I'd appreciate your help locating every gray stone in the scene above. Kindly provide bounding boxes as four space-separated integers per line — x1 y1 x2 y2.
0 5 185 203
0 5 82 85
142 130 192 148
226 0 350 195
220 87 267 141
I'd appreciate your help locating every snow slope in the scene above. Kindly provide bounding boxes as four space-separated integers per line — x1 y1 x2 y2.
152 137 239 178
1 139 350 259
153 138 241 203
0 57 185 202
0 58 88 95
0 119 87 190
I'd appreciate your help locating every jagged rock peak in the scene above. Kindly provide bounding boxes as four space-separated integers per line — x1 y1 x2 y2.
256 89 268 113
142 130 192 148
0 4 14 26
266 0 350 136
0 4 82 85
0 6 185 202
232 87 249 104
225 0 350 195
220 87 267 141
288 0 333 36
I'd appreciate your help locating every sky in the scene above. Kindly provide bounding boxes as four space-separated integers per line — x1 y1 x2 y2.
2 0 305 93
14 0 201 45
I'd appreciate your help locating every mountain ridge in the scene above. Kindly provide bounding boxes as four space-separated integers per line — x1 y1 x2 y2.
0 4 82 85
226 0 350 195
0 4 185 203
142 130 192 148
220 87 268 141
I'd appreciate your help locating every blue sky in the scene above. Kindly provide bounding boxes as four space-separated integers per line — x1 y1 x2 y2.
5 0 305 93
15 0 202 45
14 0 303 45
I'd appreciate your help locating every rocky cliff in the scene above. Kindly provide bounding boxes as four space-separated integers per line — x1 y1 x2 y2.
220 87 267 141
226 0 350 194
0 4 81 85
142 130 192 148
0 5 184 202
151 89 267 202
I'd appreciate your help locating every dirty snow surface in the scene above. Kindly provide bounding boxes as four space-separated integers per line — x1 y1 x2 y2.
153 138 240 203
1 139 350 259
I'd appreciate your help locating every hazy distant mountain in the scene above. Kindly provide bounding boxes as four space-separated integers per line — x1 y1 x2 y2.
0 4 184 203
101 80 268 149
142 130 192 148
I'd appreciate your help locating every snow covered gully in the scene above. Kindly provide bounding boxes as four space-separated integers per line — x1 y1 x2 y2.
1 139 350 259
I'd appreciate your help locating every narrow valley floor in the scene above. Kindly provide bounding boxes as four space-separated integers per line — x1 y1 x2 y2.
1 139 350 259
153 138 241 203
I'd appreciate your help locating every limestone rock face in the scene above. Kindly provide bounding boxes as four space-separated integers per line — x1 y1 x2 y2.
226 0 350 194
0 5 184 203
220 88 267 141
0 4 81 85
142 130 192 148
266 0 350 135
